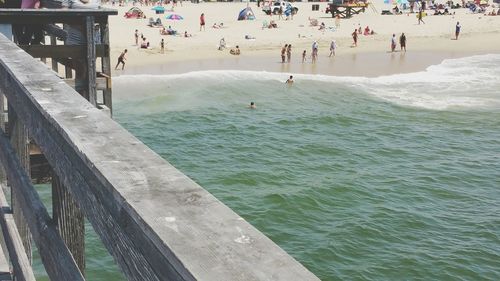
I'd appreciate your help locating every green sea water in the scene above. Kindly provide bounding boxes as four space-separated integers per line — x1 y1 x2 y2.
34 55 500 280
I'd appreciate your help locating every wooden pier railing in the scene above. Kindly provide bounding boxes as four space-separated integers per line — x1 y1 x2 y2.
0 14 320 281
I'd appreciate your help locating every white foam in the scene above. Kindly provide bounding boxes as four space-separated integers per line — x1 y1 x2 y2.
114 54 500 111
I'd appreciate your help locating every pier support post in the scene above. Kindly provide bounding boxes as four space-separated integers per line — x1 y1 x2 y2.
99 19 112 115
7 105 32 263
52 174 85 273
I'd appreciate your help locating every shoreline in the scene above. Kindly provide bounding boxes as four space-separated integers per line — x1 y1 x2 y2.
112 50 493 78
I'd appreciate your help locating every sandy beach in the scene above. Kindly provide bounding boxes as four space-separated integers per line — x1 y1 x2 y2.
107 1 500 76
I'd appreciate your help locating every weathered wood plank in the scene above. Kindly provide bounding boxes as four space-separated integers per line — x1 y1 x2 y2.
50 36 58 72
64 77 107 91
0 208 12 281
0 186 36 281
0 34 320 280
7 105 32 264
0 130 85 281
52 174 85 274
99 20 113 114
85 16 97 106
0 9 117 25
19 45 107 59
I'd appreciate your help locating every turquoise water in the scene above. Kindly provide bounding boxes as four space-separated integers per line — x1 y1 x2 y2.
36 55 500 280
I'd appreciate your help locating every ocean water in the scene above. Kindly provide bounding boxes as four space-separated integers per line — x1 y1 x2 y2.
35 55 500 280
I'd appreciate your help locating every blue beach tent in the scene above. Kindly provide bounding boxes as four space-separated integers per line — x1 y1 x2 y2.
238 7 256 20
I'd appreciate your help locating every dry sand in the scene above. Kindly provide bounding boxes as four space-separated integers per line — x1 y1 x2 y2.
107 1 500 76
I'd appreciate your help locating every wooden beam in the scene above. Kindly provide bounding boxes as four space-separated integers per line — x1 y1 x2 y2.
0 9 117 25
63 77 108 91
0 130 85 281
7 105 32 264
52 175 85 274
0 187 36 281
18 45 107 59
50 36 58 72
99 19 113 114
85 16 97 106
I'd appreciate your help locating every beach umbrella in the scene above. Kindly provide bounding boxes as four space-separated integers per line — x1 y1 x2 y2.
165 14 184 20
152 6 165 11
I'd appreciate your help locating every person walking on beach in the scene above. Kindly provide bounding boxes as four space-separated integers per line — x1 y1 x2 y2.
281 44 287 63
286 44 292 63
200 13 205 31
278 6 283 20
455 22 461 40
302 50 306 63
160 39 165 53
329 40 337 57
352 29 358 47
418 8 425 25
391 34 397 52
115 49 127 70
400 33 406 52
134 29 139 45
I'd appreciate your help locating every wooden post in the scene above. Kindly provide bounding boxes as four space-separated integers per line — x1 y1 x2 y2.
7 105 31 264
50 36 58 73
85 16 96 106
52 174 85 273
99 19 112 115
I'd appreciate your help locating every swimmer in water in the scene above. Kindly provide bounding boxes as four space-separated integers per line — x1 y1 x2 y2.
285 75 294 84
249 102 256 109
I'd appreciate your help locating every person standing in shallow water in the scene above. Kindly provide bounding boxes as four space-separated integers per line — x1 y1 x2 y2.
281 44 287 63
285 75 294 84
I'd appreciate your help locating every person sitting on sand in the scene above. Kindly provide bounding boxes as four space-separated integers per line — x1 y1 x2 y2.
229 45 240 55
268 20 278 28
285 75 293 84
184 31 192 37
249 102 256 109
319 22 326 31
140 37 148 48
364 26 371 35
